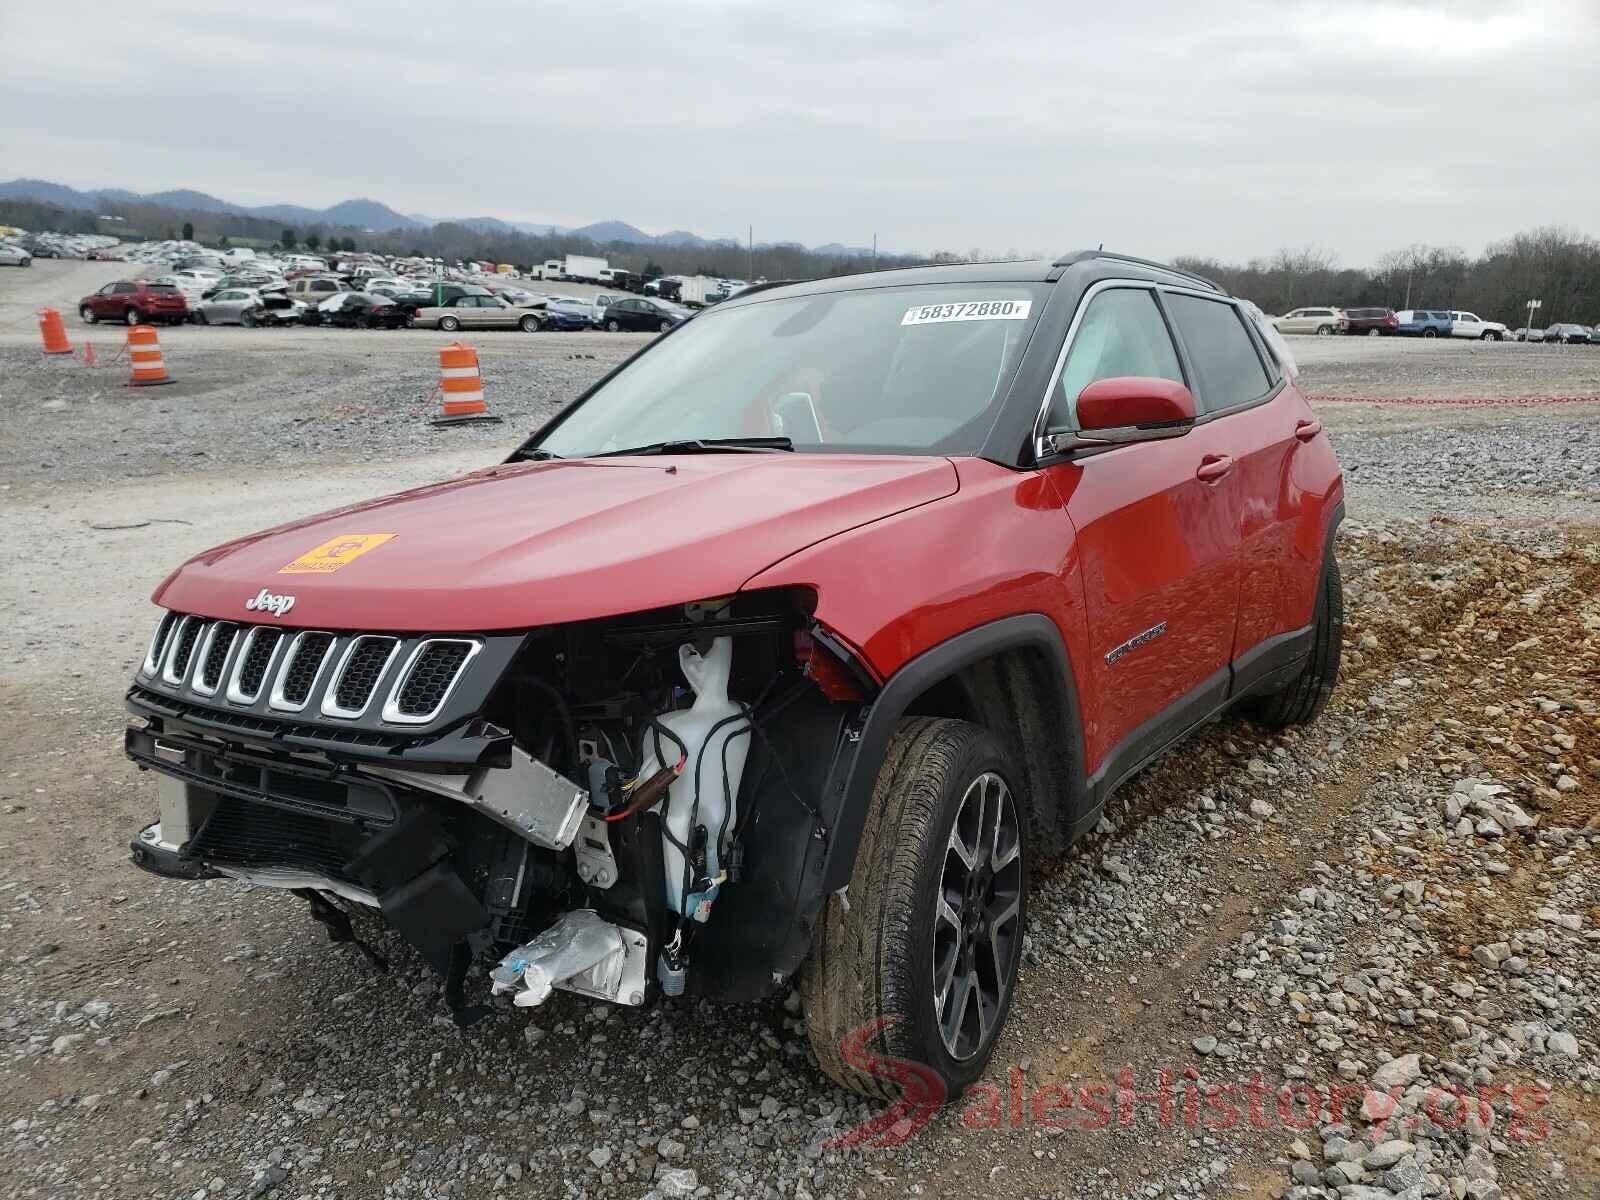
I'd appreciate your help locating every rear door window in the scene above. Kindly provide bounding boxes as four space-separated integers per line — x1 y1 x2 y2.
1164 294 1271 413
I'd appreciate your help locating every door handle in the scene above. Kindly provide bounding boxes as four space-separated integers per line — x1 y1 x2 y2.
1295 418 1322 442
1196 455 1233 482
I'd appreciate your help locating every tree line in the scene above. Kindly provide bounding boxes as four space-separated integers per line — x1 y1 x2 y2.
4 193 1593 325
1175 227 1599 327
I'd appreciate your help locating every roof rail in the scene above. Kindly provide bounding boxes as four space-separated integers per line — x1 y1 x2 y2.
1050 249 1223 293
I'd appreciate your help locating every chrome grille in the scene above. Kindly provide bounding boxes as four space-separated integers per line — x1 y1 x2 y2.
322 636 399 718
230 628 283 702
384 639 481 723
144 612 179 675
193 623 239 696
161 616 204 685
139 613 482 727
272 632 335 710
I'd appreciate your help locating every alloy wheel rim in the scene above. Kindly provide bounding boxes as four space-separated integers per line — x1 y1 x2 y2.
933 771 1022 1060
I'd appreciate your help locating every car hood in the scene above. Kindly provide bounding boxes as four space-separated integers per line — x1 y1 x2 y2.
154 454 960 631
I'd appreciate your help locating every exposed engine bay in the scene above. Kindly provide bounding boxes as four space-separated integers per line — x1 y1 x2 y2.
126 587 871 1023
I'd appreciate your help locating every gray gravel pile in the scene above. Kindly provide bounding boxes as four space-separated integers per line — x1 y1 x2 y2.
0 341 632 488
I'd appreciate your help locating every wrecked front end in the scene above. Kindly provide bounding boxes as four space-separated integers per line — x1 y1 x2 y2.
124 589 869 1024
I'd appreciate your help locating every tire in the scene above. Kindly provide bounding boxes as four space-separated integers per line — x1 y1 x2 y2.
803 718 1027 1101
659 320 673 332
1482 331 1500 341
439 316 460 332
80 305 97 325
124 308 143 327
1246 550 1343 729
1422 329 1437 339
194 310 208 325
520 315 540 333
606 319 621 332
1316 324 1333 336
240 309 256 328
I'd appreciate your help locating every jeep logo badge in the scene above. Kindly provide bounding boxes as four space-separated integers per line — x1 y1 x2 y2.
245 588 296 619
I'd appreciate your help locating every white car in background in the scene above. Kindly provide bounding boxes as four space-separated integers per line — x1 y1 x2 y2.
1272 307 1345 336
1448 311 1508 341
0 243 33 267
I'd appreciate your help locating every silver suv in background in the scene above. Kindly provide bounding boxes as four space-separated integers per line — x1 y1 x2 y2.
1272 306 1345 335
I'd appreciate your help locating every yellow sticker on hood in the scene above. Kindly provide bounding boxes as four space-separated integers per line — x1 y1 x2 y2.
278 533 397 575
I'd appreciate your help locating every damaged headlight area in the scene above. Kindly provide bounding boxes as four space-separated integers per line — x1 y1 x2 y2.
125 587 872 1024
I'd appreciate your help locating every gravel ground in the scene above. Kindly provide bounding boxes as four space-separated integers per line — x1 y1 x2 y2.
1 263 1597 1200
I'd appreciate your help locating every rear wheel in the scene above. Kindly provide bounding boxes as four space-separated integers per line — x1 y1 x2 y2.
1422 328 1437 338
803 718 1027 1101
1246 550 1343 728
240 309 257 328
605 318 621 332
1317 324 1333 336
194 310 208 325
124 308 143 326
439 315 460 332
1367 328 1381 337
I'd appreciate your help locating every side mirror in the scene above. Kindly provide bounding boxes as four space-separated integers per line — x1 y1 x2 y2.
1039 376 1197 456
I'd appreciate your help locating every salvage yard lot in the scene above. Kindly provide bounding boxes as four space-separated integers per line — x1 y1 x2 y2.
1 260 1597 1199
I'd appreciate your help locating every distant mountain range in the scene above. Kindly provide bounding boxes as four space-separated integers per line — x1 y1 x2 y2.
0 178 875 256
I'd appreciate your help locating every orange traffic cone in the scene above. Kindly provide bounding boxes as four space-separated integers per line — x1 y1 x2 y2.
38 308 73 355
432 343 501 425
81 342 97 367
127 325 174 387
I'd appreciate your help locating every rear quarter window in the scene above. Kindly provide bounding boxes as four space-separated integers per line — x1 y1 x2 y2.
1165 294 1271 413
146 284 180 294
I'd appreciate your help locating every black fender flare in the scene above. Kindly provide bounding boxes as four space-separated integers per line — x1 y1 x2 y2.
817 613 1087 893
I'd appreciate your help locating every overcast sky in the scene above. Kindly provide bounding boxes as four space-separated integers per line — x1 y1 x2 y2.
4 0 1596 263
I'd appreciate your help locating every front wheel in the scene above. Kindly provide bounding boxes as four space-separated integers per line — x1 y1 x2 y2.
1246 550 1343 728
659 319 674 332
439 316 460 332
520 315 540 332
1367 328 1381 337
1482 331 1500 341
803 718 1027 1101
80 305 97 325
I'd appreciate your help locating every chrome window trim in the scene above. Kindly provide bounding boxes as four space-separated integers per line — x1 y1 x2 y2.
226 626 285 705
268 630 338 713
1032 278 1180 451
142 611 178 678
160 615 203 686
381 638 483 725
320 635 401 720
190 621 239 698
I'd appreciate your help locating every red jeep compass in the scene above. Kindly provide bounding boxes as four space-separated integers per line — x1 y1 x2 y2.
125 250 1343 1099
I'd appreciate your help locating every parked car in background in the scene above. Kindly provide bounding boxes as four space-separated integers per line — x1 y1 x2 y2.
0 243 33 267
600 296 690 332
414 294 543 333
1543 323 1592 344
1395 310 1455 338
285 276 347 308
1512 327 1546 342
1448 311 1508 340
1272 307 1345 335
190 288 306 327
1341 307 1398 336
544 296 597 330
313 292 411 330
79 281 189 325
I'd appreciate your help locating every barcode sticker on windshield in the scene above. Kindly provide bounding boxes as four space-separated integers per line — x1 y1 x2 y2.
901 299 1032 326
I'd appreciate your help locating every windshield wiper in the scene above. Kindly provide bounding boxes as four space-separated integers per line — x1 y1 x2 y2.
506 447 564 462
589 436 794 458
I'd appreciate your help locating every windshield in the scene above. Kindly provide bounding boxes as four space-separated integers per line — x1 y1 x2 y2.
533 283 1044 457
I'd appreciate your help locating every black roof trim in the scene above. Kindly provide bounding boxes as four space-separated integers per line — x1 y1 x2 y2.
1050 249 1224 294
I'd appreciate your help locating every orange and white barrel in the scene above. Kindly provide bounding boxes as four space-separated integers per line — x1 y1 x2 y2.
127 325 173 387
433 342 499 424
38 308 73 355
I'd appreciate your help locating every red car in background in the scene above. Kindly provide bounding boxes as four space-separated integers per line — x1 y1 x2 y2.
79 280 190 326
124 250 1344 1102
1341 306 1399 336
